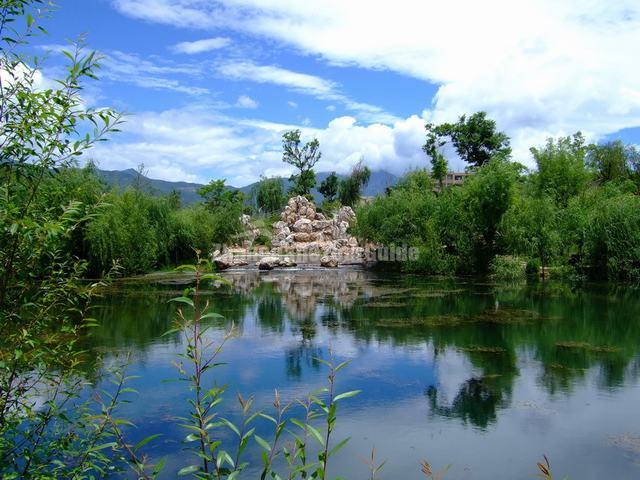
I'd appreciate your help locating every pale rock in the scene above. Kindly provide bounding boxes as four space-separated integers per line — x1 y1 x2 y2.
320 256 339 268
214 252 248 270
292 218 313 233
257 256 281 270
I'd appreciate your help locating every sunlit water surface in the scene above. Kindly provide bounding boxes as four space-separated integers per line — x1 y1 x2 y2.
86 268 640 479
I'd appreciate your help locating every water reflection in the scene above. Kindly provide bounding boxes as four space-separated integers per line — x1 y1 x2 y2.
88 269 640 478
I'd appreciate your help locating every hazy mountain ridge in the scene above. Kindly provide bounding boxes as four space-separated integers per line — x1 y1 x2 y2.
96 168 400 205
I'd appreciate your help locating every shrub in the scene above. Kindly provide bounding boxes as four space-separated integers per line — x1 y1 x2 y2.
584 193 640 280
526 258 541 276
86 190 172 275
490 255 526 280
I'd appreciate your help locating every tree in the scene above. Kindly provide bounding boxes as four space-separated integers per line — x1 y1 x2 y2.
425 112 511 169
586 140 636 185
319 172 339 201
282 129 321 196
463 157 519 271
197 179 244 209
254 176 284 214
338 160 371 206
531 133 589 207
431 152 448 190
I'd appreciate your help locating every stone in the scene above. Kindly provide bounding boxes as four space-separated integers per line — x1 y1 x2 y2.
280 257 297 267
293 232 312 242
292 218 313 233
320 255 339 268
214 252 248 270
312 220 333 230
257 256 281 270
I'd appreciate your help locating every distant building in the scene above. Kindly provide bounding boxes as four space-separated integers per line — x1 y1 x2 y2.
443 172 471 186
433 172 471 191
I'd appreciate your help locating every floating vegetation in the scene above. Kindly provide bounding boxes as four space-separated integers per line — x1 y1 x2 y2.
459 346 506 353
364 301 410 308
375 307 543 328
609 433 640 459
555 341 621 353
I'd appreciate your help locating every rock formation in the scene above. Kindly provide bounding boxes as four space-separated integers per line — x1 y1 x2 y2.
271 196 363 264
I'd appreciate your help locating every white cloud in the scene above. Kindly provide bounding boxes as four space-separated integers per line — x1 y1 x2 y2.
235 94 258 108
219 61 337 97
112 0 640 165
326 105 336 112
89 105 435 186
217 61 398 123
171 37 231 54
40 44 210 96
287 101 298 108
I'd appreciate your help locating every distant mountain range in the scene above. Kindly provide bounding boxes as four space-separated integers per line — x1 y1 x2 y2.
96 168 400 205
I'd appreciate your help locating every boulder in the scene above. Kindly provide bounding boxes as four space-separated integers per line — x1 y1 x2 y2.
320 255 339 268
257 256 281 270
280 257 297 268
214 252 248 270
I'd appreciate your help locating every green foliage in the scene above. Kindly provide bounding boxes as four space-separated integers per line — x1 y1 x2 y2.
500 194 562 272
319 171 339 201
461 157 519 271
282 129 321 196
169 204 218 261
338 160 371 206
586 140 640 190
86 189 172 275
584 193 640 280
531 133 590 206
357 158 518 274
254 176 285 214
198 179 244 209
425 112 511 168
489 255 526 280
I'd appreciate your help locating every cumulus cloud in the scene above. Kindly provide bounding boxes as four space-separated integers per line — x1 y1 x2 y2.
89 105 437 186
235 94 258 108
112 0 640 164
171 36 231 54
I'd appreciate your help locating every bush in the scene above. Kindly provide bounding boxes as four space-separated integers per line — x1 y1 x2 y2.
526 259 541 276
584 193 640 280
86 190 172 275
169 205 217 262
490 255 526 280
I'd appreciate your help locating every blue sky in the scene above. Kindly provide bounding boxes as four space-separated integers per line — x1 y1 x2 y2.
29 0 640 186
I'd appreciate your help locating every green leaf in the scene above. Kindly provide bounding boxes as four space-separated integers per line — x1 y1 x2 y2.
254 434 272 452
169 296 194 307
327 437 351 458
177 465 200 476
134 433 162 451
333 390 361 402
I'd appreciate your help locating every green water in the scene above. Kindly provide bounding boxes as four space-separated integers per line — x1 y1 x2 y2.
88 268 640 479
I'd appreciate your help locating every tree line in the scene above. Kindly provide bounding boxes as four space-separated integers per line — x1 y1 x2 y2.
358 113 640 280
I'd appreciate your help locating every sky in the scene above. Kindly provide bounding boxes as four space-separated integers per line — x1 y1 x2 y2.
28 0 640 186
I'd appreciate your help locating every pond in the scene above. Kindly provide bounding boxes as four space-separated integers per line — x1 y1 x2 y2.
86 268 640 479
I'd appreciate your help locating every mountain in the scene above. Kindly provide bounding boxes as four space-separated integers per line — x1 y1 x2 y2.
96 168 205 205
96 168 400 205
